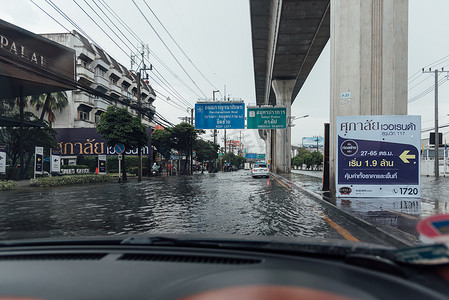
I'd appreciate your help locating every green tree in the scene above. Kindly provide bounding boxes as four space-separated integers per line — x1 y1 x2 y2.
152 129 172 160
96 106 148 181
170 122 199 174
310 151 323 168
222 152 246 169
29 92 68 126
0 112 57 169
194 139 219 164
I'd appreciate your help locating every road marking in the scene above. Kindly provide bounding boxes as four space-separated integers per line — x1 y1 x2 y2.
272 176 359 242
319 213 359 242
271 176 291 190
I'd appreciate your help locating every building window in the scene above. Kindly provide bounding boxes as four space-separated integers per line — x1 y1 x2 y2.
95 111 104 124
79 111 89 121
95 67 105 77
77 104 92 121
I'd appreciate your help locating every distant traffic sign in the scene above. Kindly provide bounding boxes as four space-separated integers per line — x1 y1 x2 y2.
245 153 257 159
115 144 125 154
247 107 287 129
195 102 245 129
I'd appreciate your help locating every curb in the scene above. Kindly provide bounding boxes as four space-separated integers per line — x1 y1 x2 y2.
272 173 418 248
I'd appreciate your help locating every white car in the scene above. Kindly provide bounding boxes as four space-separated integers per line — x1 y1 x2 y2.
251 163 270 178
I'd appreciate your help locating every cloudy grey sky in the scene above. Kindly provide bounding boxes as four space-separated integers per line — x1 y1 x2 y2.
2 1 448 152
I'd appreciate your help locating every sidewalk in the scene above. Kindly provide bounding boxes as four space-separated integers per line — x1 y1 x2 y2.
283 171 432 246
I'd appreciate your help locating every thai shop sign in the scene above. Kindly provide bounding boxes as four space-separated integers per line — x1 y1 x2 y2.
54 128 152 156
0 144 5 174
336 115 420 198
50 148 61 173
247 107 287 129
194 102 245 129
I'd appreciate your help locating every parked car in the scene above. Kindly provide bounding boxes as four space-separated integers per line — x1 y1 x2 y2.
251 163 270 178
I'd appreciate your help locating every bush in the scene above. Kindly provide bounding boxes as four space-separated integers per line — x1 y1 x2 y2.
61 165 89 169
0 180 17 191
30 174 113 187
6 167 20 180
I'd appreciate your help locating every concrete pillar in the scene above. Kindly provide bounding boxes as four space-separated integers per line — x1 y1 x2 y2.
329 0 408 195
271 79 295 173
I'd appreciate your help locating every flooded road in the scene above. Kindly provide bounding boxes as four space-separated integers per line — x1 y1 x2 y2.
0 170 343 241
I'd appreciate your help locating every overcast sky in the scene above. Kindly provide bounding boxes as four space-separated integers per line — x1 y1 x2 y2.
2 1 449 152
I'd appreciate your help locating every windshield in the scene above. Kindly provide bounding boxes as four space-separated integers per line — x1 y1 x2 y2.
0 0 448 251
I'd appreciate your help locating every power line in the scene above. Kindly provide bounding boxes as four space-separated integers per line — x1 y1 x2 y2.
94 0 195 108
131 0 208 99
141 0 220 92
56 0 192 111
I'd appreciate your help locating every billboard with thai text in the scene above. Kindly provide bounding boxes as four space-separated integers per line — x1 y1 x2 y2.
336 115 420 198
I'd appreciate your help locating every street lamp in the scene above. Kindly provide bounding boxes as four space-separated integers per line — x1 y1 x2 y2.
289 114 309 127
291 114 309 121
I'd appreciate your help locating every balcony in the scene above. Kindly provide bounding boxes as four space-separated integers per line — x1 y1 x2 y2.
94 98 109 111
108 83 122 97
106 68 121 80
74 119 95 128
76 47 95 62
73 91 94 106
76 65 94 84
92 59 109 72
93 75 109 91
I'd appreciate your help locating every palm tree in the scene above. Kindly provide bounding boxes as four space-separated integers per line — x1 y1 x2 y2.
29 91 68 127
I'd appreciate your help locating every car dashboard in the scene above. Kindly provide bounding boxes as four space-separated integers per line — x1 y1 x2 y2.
0 243 447 300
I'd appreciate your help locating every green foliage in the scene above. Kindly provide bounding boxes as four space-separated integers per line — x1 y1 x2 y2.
0 180 17 191
96 106 148 181
61 165 89 170
0 111 57 168
28 92 68 125
194 139 219 162
152 129 172 160
0 99 17 116
30 174 113 187
222 153 246 168
96 106 148 150
292 148 323 169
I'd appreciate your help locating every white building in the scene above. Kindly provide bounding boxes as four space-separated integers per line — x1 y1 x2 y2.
34 30 156 128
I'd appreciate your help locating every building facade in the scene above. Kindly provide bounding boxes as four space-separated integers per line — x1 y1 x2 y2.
33 30 156 129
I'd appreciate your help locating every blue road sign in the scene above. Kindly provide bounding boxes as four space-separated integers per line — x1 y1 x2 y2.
245 153 257 159
115 144 125 154
195 102 245 129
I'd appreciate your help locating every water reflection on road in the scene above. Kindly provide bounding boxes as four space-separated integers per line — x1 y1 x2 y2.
0 170 339 241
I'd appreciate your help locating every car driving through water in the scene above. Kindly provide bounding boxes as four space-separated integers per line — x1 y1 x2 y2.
251 162 270 178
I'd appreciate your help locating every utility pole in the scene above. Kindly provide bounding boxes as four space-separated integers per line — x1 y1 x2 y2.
134 44 152 182
212 90 219 145
190 108 194 175
423 67 449 178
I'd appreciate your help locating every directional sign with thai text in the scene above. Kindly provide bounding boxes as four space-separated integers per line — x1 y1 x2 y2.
247 107 287 129
336 115 420 198
195 102 245 129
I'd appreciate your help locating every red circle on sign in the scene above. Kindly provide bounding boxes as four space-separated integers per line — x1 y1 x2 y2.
417 214 449 238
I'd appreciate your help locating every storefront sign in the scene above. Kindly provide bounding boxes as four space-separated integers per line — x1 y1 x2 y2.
50 148 61 173
55 128 152 156
0 144 5 174
336 115 420 198
98 155 106 174
35 146 43 175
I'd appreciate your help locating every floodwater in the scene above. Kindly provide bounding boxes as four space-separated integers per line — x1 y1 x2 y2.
0 170 341 241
